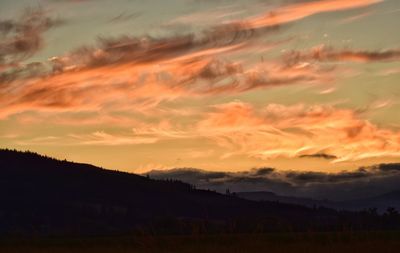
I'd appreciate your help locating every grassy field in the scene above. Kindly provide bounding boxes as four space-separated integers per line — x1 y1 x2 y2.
1 232 400 253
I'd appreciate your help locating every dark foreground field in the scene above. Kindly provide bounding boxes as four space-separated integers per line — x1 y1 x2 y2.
2 232 400 253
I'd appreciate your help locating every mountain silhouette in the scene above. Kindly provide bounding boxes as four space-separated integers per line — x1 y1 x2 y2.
0 149 321 235
1 149 400 236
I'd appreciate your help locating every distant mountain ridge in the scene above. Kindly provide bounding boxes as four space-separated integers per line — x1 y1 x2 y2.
236 191 333 207
348 190 400 211
236 191 400 212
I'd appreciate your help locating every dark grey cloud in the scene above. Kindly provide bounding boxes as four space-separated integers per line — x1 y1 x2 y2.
253 167 275 176
0 7 63 68
284 169 370 184
196 59 243 80
147 164 400 201
299 153 338 160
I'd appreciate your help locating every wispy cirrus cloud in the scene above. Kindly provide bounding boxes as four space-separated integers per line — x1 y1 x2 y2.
13 99 400 166
16 130 159 146
51 101 399 163
338 11 373 24
284 45 400 64
236 0 382 30
0 44 333 119
196 101 400 162
3 0 382 75
68 131 158 146
0 0 387 119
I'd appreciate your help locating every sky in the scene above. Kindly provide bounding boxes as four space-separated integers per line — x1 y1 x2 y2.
1 0 400 174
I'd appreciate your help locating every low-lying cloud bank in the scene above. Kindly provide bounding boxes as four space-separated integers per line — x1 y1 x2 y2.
147 163 400 201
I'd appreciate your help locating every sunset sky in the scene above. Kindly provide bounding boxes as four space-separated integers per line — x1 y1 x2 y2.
1 0 400 174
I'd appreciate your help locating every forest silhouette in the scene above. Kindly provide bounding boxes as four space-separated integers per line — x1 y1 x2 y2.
1 149 400 237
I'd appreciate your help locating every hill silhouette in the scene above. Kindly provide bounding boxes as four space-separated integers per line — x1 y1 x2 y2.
1 149 400 236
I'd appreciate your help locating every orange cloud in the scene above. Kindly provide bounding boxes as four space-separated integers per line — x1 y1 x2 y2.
1 0 385 119
0 61 192 118
75 101 400 163
1 45 333 119
3 0 381 81
12 98 400 163
68 131 158 146
239 0 382 30
196 101 400 162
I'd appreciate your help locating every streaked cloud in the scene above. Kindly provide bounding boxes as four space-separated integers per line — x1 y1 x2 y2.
284 45 400 64
1 1 387 119
46 101 398 163
0 45 332 118
195 101 400 162
237 0 382 30
7 97 400 164
68 131 158 146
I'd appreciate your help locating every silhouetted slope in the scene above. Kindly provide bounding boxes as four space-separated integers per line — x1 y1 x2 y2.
0 149 326 236
1 149 400 236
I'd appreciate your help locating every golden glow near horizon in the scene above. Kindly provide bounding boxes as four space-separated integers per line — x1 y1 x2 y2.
1 0 400 173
